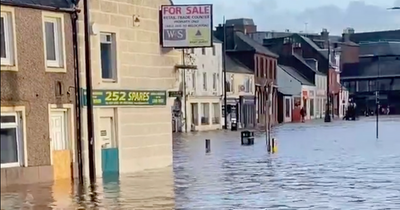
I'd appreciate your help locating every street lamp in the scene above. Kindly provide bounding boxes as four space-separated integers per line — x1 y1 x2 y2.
324 39 332 122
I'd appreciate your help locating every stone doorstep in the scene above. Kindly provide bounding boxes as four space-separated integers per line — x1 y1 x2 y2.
1 165 53 188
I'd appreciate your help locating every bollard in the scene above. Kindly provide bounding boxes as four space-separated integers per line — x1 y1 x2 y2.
205 139 211 153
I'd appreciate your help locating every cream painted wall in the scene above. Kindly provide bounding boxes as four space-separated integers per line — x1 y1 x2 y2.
77 0 180 176
301 85 317 120
226 72 255 98
315 74 327 119
182 42 223 131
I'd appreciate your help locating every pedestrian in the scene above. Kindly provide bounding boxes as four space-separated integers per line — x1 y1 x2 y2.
300 107 306 123
387 105 390 115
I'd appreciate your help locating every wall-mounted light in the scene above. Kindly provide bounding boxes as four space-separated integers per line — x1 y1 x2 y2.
90 22 99 35
133 15 141 27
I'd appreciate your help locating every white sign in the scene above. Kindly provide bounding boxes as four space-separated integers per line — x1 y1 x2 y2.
161 4 213 48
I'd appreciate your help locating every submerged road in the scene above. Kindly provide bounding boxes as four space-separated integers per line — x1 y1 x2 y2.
1 117 400 209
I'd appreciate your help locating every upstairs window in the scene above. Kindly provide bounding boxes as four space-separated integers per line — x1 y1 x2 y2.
100 33 117 81
44 16 64 68
1 11 14 66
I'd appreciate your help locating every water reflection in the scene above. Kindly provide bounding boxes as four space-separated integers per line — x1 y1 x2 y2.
1 117 400 209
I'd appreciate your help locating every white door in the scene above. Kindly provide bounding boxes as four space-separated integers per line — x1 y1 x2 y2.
51 111 67 151
100 117 114 149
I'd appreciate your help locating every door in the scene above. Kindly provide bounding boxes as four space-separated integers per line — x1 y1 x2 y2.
50 110 71 180
100 117 119 174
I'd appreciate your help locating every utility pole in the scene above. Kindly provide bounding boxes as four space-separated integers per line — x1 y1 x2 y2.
222 16 228 129
376 56 380 139
83 0 96 183
324 39 332 123
182 49 188 133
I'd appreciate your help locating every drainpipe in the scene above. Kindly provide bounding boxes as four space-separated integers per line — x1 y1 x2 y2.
71 10 84 183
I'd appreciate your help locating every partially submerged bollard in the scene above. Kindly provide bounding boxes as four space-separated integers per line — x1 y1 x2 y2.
241 131 254 145
268 138 278 153
205 139 211 153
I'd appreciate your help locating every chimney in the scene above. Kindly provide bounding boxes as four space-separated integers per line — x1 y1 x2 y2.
282 37 293 56
342 27 355 42
321 28 329 41
215 24 235 50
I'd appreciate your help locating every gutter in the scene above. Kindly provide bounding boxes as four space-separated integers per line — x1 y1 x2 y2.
0 1 76 13
71 9 84 181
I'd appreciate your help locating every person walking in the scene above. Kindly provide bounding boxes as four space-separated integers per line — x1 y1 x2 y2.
300 107 306 123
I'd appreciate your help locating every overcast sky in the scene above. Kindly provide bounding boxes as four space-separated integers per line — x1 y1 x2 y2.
173 0 400 35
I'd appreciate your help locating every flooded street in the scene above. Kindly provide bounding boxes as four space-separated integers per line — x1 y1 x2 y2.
2 117 400 209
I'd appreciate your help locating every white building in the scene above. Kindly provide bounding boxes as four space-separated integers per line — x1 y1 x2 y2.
182 39 223 131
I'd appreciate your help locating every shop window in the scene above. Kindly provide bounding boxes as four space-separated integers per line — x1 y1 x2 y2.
212 103 220 124
201 103 210 125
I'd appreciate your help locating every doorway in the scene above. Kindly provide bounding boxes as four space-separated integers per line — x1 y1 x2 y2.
50 109 71 180
100 116 119 174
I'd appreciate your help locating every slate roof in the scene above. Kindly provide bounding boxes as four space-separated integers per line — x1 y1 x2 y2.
225 55 253 74
235 31 278 58
213 36 222 43
292 53 324 75
359 41 400 56
0 0 75 9
341 57 400 79
279 65 314 86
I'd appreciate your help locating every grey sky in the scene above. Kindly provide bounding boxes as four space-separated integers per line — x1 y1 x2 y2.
172 0 400 35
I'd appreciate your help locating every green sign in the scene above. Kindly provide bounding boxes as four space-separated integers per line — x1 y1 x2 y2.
81 89 167 106
168 91 183 98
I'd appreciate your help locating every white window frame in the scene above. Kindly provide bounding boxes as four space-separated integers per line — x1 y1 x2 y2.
1 11 14 66
1 112 22 168
212 73 217 90
100 32 117 81
43 16 64 68
203 72 207 91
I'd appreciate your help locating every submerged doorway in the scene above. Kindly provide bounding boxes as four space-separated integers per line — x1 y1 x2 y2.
100 115 119 174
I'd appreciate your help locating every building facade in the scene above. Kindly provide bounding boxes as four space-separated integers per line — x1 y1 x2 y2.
223 55 256 129
77 0 180 177
1 1 77 186
182 41 223 131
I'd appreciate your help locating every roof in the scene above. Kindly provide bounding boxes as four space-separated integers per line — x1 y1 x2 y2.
235 31 278 58
278 65 314 86
213 36 222 43
359 41 400 56
0 0 75 9
225 55 253 74
341 57 400 79
226 18 255 26
348 29 400 43
293 53 324 75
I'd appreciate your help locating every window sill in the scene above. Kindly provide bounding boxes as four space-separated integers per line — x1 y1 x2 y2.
102 79 117 83
1 163 21 168
46 66 67 73
1 64 18 71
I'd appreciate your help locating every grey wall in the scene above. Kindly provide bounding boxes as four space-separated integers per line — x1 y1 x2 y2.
277 66 302 96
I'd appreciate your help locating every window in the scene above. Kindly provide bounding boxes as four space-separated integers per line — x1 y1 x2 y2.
310 98 314 117
212 73 217 90
212 45 216 56
285 98 290 117
269 60 273 79
192 72 196 89
212 103 220 124
202 72 207 90
1 11 14 66
191 103 199 126
368 80 376 92
202 47 206 55
190 48 194 54
226 74 234 92
44 16 64 68
1 112 23 168
244 77 251 92
201 103 210 125
100 33 117 80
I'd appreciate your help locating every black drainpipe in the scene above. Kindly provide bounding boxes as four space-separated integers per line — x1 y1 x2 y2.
71 9 84 182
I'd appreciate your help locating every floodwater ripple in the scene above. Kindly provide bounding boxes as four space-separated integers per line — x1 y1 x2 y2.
1 117 400 210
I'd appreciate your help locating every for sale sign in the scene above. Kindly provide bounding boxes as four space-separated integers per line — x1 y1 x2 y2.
161 4 213 48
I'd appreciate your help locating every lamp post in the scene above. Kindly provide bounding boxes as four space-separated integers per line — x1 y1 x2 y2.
375 55 381 139
324 39 332 122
